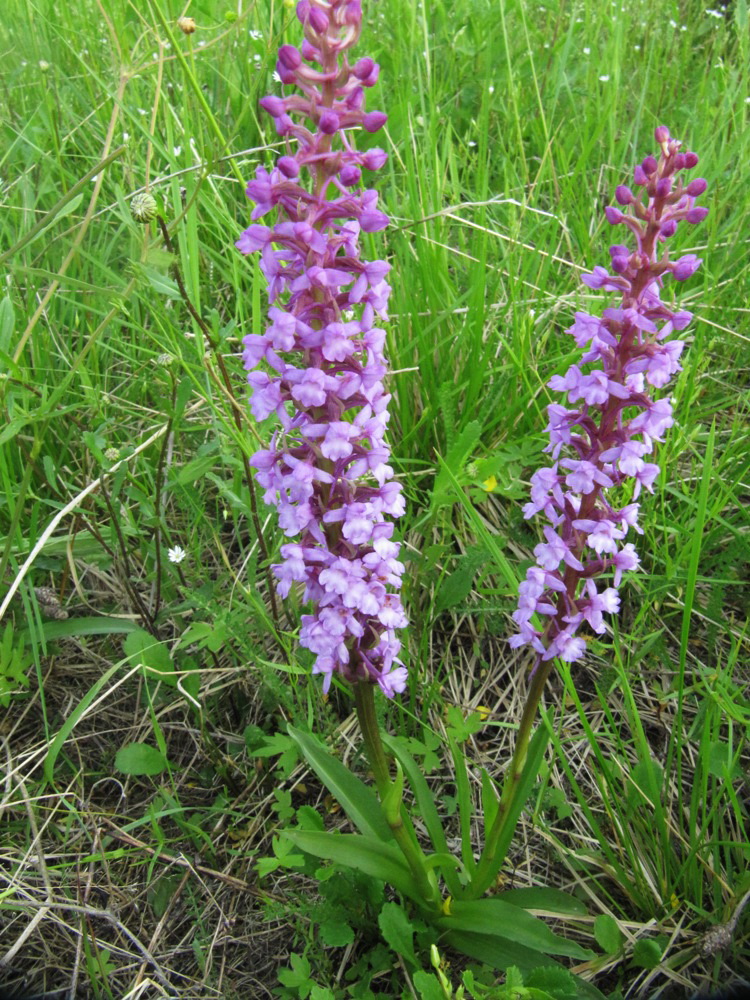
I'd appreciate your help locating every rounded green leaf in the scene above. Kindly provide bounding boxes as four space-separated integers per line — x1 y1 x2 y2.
115 742 168 776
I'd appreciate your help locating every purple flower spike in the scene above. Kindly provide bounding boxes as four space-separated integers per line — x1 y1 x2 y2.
511 127 708 667
237 2 407 699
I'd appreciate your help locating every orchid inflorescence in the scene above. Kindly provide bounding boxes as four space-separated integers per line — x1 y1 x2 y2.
237 0 408 698
511 125 708 666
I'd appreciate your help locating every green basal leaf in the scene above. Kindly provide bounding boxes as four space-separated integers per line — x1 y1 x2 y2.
438 898 594 959
500 887 588 917
285 830 423 906
383 734 463 897
448 735 475 876
481 766 499 839
442 928 562 976
288 725 393 842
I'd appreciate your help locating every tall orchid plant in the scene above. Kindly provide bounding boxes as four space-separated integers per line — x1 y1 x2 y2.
237 0 707 977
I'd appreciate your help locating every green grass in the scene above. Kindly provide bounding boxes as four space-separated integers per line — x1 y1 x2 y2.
0 0 748 996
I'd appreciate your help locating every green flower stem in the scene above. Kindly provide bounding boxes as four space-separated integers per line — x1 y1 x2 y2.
354 682 442 911
466 657 555 900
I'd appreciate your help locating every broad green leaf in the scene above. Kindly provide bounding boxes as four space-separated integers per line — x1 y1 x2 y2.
115 742 168 777
383 734 462 897
123 629 175 685
500 887 588 917
594 914 623 954
443 928 563 976
287 725 393 842
438 898 593 959
284 830 422 905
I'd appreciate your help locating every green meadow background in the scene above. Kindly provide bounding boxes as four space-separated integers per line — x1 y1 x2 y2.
0 0 748 997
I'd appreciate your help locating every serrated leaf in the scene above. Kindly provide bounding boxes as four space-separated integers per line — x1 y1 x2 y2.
378 902 418 968
525 965 581 1000
115 742 168 776
431 420 483 507
411 971 445 1000
319 919 354 948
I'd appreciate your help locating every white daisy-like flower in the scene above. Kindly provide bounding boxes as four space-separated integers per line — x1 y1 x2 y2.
168 546 187 564
599 74 610 82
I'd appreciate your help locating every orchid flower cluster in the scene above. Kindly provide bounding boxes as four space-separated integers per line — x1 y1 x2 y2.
511 126 708 666
237 0 408 699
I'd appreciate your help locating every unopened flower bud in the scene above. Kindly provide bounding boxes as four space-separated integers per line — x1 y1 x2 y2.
615 185 634 205
177 16 196 34
131 192 158 223
363 110 387 133
319 109 340 134
278 44 302 70
683 152 699 168
340 164 361 186
660 219 677 238
277 155 300 178
686 178 707 197
685 206 709 224
260 95 287 118
605 206 625 224
673 153 686 170
353 57 375 80
308 5 329 32
654 125 670 144
633 164 648 186
641 156 658 175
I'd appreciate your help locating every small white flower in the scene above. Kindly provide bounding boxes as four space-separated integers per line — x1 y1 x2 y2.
583 47 591 55
634 44 641 51
669 18 677 27
173 146 182 157
168 546 187 564
272 70 281 83
706 8 723 17
249 29 262 40
468 140 477 147
599 74 610 82
488 84 495 94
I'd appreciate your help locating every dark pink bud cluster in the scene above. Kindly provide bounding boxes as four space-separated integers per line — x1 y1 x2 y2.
511 126 708 665
237 1 408 699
